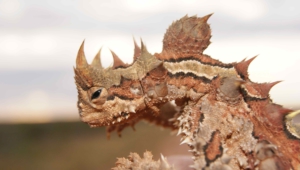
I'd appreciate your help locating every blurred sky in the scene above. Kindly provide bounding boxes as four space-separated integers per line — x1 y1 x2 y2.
0 0 300 123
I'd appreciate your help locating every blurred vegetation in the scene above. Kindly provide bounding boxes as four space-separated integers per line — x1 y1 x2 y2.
0 121 188 170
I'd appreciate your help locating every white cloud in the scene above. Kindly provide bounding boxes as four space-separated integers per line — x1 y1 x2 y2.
76 0 266 22
0 0 23 20
210 0 266 20
29 34 57 56
1 34 23 56
189 0 266 20
125 0 266 20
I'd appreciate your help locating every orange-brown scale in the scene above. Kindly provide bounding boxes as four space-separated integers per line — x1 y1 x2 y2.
141 64 169 115
142 64 168 97
205 76 232 107
230 62 300 167
109 78 143 100
234 67 300 168
162 14 212 56
203 131 223 166
246 100 300 168
166 74 210 94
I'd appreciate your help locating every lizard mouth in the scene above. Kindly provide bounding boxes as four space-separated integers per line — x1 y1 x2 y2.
110 112 132 125
85 111 135 128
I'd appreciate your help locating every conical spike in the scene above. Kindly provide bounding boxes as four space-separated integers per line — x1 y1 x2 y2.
177 127 183 136
133 37 141 61
245 55 257 65
191 14 197 18
160 154 171 169
110 49 126 69
181 14 188 20
76 40 88 68
91 47 103 68
180 137 191 145
140 38 148 52
279 107 294 115
264 81 282 92
201 13 213 23
234 55 257 80
256 81 282 97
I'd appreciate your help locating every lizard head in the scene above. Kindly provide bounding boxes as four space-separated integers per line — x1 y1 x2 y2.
74 40 162 127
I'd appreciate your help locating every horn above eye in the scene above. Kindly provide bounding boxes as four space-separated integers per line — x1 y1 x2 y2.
76 40 88 68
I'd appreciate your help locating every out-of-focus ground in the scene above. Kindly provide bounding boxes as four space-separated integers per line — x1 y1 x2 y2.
0 121 189 170
1 113 299 170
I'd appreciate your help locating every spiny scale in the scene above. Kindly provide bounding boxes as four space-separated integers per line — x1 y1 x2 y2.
254 81 282 98
234 56 257 80
133 37 141 61
110 49 127 69
91 48 103 68
74 14 300 170
76 40 88 68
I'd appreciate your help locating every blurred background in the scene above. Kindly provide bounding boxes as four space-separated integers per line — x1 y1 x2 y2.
0 0 299 169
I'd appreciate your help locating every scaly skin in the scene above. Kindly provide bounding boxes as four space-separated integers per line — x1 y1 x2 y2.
74 14 300 169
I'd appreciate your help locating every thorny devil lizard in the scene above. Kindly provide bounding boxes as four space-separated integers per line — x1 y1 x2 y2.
74 14 300 170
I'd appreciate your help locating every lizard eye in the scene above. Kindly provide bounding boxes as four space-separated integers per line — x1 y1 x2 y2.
88 87 108 105
91 89 102 100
